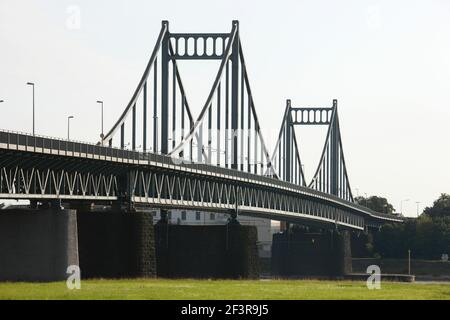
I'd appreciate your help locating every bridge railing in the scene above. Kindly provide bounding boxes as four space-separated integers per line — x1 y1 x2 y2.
0 129 402 222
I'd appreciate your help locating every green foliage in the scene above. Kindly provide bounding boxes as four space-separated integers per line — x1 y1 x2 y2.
422 193 450 218
374 222 407 258
373 215 450 260
355 195 395 214
368 194 450 259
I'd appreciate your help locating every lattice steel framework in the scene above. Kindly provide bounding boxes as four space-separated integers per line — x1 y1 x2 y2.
0 166 117 200
0 161 363 229
129 168 364 230
0 129 402 229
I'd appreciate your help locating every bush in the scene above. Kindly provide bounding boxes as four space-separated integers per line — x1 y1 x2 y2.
373 216 450 260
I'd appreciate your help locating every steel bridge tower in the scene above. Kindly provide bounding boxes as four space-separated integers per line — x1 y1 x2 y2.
270 99 353 201
103 21 273 175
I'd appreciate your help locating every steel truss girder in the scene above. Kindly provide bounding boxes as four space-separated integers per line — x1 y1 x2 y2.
129 168 365 230
0 165 118 200
0 129 402 228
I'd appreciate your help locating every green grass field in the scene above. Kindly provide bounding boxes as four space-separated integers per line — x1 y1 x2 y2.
0 279 449 300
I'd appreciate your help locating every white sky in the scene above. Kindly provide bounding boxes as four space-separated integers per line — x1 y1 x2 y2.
0 0 449 217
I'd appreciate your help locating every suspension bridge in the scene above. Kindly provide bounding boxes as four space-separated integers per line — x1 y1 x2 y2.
0 21 401 231
0 20 407 281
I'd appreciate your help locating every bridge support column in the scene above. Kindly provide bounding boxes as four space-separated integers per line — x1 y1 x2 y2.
158 208 169 224
337 230 352 275
271 228 352 278
224 220 260 278
154 221 259 279
228 208 239 225
0 208 79 282
76 208 156 278
154 209 170 277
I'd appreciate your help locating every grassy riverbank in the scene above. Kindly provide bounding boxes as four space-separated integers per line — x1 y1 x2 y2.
0 279 448 300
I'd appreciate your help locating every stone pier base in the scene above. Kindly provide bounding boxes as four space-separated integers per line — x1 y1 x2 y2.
76 210 156 279
0 209 79 281
155 223 260 279
272 229 352 277
0 208 261 281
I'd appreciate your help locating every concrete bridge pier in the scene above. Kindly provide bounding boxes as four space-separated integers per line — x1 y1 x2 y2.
0 207 79 282
75 206 156 279
155 211 260 279
154 208 170 277
224 218 260 278
0 205 260 281
271 227 352 278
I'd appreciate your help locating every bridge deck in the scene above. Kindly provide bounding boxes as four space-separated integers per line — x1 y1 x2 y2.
0 130 403 229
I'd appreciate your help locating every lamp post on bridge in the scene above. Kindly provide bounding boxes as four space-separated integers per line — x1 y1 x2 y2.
400 198 410 216
26 82 35 136
67 116 74 140
96 100 104 145
0 101 4 129
415 201 421 217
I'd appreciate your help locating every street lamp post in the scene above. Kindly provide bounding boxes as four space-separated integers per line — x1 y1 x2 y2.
415 201 421 217
26 82 35 135
400 198 410 215
408 249 411 275
96 101 104 145
67 116 74 140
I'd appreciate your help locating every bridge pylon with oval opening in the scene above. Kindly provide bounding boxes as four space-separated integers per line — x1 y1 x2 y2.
104 21 273 175
269 99 353 202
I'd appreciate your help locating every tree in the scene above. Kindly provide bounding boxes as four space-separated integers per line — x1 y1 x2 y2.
373 222 408 258
422 193 450 218
372 193 450 259
413 215 449 259
355 195 395 214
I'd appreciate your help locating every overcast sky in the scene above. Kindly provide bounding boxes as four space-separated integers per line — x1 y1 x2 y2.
1 0 449 217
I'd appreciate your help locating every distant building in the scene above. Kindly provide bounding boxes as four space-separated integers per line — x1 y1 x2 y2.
0 200 30 210
238 215 278 258
151 209 229 225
